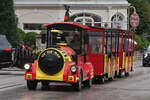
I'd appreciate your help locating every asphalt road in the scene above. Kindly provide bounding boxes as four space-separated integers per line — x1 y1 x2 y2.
0 60 150 100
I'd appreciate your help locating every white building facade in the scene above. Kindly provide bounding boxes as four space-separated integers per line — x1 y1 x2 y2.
14 0 130 33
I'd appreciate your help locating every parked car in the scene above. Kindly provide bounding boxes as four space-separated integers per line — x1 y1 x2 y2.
0 35 14 69
143 45 150 67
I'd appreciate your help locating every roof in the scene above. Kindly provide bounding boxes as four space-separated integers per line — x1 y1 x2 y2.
43 22 104 31
14 0 129 7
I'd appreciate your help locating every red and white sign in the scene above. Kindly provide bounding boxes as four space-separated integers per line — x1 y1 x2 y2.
130 13 140 28
116 23 121 29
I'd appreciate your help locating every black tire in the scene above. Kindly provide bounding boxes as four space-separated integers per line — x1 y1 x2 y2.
114 71 118 78
98 77 105 84
83 78 92 87
41 81 49 88
118 71 122 78
27 80 37 90
73 72 82 91
108 77 114 81
125 72 129 77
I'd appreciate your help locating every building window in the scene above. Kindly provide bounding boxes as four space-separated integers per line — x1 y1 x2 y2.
111 13 124 29
23 23 43 30
70 13 101 27
74 16 94 26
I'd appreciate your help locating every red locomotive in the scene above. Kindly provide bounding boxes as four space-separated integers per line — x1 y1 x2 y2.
24 22 135 91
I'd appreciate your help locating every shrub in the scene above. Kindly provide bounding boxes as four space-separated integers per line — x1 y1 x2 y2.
24 32 37 46
135 34 149 51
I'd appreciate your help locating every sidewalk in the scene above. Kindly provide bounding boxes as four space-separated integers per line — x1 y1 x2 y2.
1 67 24 71
134 59 142 68
0 67 25 75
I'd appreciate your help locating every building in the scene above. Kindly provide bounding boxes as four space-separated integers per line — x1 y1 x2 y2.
14 0 130 32
14 0 130 50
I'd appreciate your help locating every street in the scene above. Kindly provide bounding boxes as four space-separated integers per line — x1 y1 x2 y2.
0 60 150 100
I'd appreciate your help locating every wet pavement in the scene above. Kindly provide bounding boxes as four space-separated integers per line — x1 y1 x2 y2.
0 60 150 100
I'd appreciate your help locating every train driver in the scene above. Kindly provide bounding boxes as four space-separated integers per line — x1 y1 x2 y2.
70 34 80 54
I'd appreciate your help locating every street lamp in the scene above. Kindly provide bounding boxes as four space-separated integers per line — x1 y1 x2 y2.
130 6 136 13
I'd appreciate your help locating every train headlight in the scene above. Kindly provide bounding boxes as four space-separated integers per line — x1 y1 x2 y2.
144 53 148 58
71 66 77 73
24 64 31 70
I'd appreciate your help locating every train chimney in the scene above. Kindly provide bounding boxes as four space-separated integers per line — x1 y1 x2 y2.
64 5 70 22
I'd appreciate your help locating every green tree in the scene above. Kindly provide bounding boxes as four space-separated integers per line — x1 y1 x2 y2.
0 0 17 45
135 34 149 51
24 32 37 46
16 28 26 41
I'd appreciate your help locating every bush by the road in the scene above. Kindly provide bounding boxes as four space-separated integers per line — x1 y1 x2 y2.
24 32 37 46
135 34 149 51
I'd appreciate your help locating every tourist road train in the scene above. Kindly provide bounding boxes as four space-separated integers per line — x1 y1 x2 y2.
24 22 135 91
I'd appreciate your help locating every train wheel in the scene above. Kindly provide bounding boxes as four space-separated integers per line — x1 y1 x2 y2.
98 76 105 84
118 71 122 78
41 81 49 88
27 80 37 90
83 78 92 87
108 77 114 81
73 72 82 91
125 72 129 77
115 71 118 78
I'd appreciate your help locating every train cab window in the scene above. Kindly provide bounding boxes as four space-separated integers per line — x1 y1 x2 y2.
47 30 82 55
50 30 67 45
69 34 81 54
87 31 103 54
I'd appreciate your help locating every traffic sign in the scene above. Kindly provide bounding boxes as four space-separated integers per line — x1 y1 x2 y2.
130 12 139 28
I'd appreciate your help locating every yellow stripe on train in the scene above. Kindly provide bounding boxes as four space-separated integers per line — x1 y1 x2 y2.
36 65 65 81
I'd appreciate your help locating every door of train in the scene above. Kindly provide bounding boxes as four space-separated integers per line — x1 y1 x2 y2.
86 30 105 77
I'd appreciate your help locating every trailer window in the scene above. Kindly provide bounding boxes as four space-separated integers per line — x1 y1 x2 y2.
87 31 103 53
104 30 122 55
123 33 133 53
105 31 111 54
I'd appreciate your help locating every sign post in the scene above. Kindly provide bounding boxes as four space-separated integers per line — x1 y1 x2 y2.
130 12 140 30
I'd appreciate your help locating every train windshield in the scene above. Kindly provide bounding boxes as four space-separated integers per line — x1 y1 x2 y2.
48 30 82 54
